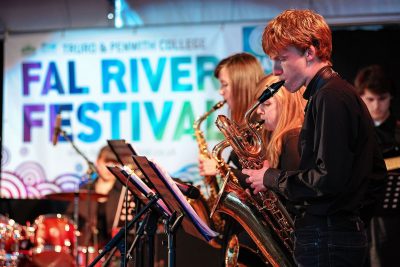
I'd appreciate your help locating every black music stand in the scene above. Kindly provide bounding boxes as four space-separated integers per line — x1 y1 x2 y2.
131 156 219 267
88 166 171 267
105 166 185 267
107 139 150 185
107 139 147 267
107 139 138 168
110 166 169 267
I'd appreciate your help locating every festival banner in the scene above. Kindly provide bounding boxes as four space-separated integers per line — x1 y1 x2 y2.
1 23 271 198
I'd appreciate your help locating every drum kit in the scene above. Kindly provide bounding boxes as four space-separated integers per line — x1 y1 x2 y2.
0 190 107 267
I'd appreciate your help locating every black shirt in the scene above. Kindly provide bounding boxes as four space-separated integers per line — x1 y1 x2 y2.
277 128 301 171
264 66 387 217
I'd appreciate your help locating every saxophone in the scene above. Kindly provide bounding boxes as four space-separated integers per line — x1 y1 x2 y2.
193 100 226 233
211 81 296 267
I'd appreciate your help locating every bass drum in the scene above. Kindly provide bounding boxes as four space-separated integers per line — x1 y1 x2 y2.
32 214 76 267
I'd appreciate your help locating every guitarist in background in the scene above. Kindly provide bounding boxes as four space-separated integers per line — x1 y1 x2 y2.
355 64 400 267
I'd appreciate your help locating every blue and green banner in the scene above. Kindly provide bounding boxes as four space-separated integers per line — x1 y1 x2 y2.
2 24 271 199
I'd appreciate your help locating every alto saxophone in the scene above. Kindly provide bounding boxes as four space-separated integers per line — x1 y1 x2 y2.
193 100 226 233
211 81 296 267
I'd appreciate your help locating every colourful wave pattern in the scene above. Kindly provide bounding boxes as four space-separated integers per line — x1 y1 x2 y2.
1 161 82 199
1 147 200 199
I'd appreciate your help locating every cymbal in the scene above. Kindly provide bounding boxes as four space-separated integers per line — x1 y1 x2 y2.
44 190 108 201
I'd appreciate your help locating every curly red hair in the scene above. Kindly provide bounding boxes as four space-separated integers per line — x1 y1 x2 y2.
262 9 332 62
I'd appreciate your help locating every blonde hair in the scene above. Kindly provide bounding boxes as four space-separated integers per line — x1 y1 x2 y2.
262 9 332 62
215 53 265 124
255 74 306 168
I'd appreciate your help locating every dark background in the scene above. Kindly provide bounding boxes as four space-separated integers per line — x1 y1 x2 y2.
332 25 400 117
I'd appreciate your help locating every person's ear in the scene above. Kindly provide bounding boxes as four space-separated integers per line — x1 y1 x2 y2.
305 45 317 63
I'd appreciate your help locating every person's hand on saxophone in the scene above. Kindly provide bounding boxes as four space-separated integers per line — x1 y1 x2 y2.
198 154 218 176
242 160 270 194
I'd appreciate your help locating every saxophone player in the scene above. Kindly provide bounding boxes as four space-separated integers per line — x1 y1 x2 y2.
256 74 305 173
198 52 264 181
202 55 307 265
198 52 265 265
251 74 306 220
244 9 387 266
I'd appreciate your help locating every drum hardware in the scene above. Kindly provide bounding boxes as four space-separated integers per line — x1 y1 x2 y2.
77 246 103 267
1 214 39 267
1 215 20 267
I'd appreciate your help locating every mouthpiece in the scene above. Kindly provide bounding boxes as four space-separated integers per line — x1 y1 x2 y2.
212 100 227 110
258 80 285 103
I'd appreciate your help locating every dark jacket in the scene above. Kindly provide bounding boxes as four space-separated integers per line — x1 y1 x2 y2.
264 66 387 219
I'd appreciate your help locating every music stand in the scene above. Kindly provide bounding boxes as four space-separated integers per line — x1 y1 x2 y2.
131 156 219 267
88 166 171 267
107 139 137 167
107 139 147 267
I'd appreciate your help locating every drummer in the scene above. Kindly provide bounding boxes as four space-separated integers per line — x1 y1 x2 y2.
67 145 122 248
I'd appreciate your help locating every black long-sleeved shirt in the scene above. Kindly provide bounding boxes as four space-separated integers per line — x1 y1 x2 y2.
263 66 387 217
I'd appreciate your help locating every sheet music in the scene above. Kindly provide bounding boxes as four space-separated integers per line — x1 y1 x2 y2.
148 159 219 240
122 166 172 217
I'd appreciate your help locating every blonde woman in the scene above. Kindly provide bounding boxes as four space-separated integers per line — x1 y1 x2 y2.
197 52 265 266
199 52 265 176
256 74 306 171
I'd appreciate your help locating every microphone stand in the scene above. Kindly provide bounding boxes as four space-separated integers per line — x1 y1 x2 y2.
58 128 98 176
57 128 99 266
84 168 98 267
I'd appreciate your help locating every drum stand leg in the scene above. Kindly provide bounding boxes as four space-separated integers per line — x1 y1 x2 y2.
74 191 80 267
